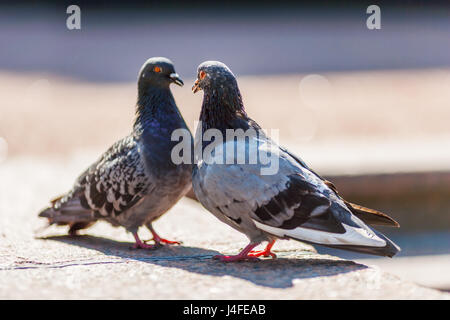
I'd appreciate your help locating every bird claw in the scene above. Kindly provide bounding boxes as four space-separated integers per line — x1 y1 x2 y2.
158 238 182 245
212 254 260 262
144 238 181 246
248 250 277 259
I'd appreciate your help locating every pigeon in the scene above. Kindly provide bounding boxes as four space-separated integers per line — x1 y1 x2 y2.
39 57 193 249
191 61 400 261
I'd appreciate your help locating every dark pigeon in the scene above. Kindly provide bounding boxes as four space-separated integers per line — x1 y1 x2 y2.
191 61 400 261
39 57 193 249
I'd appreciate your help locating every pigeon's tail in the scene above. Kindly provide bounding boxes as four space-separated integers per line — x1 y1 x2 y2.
316 205 401 258
253 202 401 258
321 229 401 257
38 194 97 234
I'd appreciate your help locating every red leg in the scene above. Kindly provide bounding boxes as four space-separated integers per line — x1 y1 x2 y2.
132 232 157 249
213 242 260 262
147 224 181 245
248 240 277 258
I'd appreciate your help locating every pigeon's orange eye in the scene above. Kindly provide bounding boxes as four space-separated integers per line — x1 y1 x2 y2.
153 66 162 73
199 71 206 80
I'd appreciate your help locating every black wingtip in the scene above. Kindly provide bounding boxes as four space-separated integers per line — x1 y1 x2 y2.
339 229 401 257
323 242 400 258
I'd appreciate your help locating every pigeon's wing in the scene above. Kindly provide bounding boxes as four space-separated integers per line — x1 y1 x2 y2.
279 146 399 228
75 136 153 217
40 136 152 223
196 138 399 256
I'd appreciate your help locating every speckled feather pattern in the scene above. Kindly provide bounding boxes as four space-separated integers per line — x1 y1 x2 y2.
75 136 150 218
40 58 193 234
192 61 400 257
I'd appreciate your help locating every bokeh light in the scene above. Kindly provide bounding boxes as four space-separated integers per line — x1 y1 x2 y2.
298 74 334 110
23 78 52 107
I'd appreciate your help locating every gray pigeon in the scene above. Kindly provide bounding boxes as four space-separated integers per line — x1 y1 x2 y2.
39 57 193 249
191 61 400 261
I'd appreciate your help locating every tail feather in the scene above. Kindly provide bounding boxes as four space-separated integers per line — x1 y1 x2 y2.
321 228 401 257
253 201 401 258
38 205 95 223
38 193 97 233
323 179 399 228
345 201 400 228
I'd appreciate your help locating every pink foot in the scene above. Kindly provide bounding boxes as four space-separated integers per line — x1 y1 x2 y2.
213 243 260 262
248 240 277 258
132 232 158 250
152 234 181 245
156 238 181 245
148 225 181 246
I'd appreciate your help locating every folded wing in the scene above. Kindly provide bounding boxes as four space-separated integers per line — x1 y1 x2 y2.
39 136 152 225
196 137 400 257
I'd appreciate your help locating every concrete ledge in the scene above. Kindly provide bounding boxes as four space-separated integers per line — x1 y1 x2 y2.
0 158 448 299
1 232 448 299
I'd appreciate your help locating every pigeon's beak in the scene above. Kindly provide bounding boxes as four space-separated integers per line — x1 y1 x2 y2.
192 79 201 93
169 73 184 87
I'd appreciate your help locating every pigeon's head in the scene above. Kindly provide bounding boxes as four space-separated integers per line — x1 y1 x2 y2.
192 61 238 94
138 57 183 89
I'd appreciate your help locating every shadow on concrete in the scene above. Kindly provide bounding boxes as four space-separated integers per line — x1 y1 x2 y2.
40 235 368 288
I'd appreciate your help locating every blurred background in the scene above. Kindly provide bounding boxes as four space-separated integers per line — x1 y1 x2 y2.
0 1 449 293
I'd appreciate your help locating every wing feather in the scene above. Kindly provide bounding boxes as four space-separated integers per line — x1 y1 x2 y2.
44 136 152 222
280 146 400 228
194 136 387 247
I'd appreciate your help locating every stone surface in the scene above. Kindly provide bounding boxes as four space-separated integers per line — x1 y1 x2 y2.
358 255 450 292
0 158 448 299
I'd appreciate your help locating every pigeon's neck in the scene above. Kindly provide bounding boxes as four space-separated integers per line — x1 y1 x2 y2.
134 85 191 169
199 85 248 133
134 86 181 133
